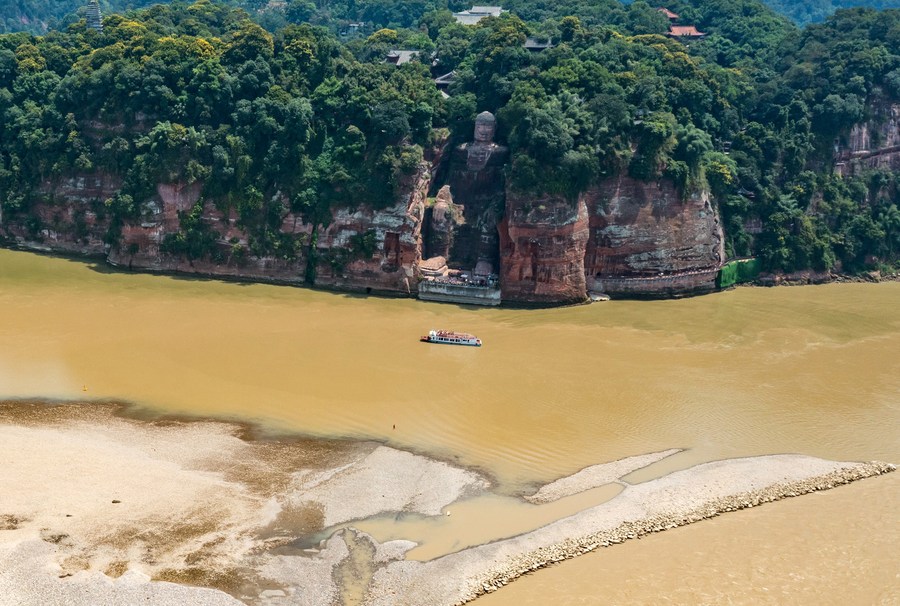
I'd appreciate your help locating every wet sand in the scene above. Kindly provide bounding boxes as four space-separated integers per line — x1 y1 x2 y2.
0 400 893 606
0 402 487 604
523 449 682 504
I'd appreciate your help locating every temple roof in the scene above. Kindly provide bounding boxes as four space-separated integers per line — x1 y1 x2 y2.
434 71 456 87
657 7 680 20
524 37 554 51
668 25 706 38
453 6 505 25
385 50 419 65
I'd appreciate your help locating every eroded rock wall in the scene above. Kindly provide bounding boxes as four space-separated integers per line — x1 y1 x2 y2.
1 174 120 255
3 160 435 296
312 164 430 294
585 175 724 297
497 176 724 302
498 192 589 305
3 136 727 303
585 176 720 276
109 181 313 282
836 99 900 175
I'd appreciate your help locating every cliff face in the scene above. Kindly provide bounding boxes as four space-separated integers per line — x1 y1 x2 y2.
2 136 727 304
836 99 900 175
3 159 436 295
0 174 120 255
585 175 724 297
499 192 589 304
497 176 724 303
112 164 433 293
110 181 314 283
313 164 430 294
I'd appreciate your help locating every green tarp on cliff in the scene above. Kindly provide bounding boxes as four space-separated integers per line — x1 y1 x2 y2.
717 258 761 289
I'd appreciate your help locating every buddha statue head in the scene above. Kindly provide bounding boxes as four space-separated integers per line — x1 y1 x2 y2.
473 111 496 144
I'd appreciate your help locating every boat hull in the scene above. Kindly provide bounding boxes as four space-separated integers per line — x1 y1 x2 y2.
420 336 482 346
420 330 482 346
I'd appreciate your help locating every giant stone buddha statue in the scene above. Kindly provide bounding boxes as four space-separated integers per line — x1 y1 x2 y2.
435 110 508 274
466 111 503 171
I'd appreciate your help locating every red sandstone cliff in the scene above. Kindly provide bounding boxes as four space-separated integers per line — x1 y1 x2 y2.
109 181 315 282
3 129 728 303
585 175 724 297
498 176 724 303
1 174 120 255
2 157 435 295
312 164 430 294
3 169 725 303
499 192 590 304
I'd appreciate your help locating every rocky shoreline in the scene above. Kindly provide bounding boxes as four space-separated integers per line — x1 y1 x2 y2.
753 268 900 287
2 243 898 308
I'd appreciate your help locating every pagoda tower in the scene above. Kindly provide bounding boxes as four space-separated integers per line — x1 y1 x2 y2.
86 0 103 31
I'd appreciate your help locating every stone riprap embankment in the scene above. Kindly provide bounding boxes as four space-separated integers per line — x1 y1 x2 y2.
467 461 895 602
365 457 894 606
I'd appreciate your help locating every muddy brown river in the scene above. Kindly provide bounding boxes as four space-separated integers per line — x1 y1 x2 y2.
1 248 898 604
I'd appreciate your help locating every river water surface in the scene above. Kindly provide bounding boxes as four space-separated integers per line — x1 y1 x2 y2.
1 249 897 604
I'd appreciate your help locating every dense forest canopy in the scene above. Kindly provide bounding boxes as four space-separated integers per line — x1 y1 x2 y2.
6 0 900 34
1 0 898 273
759 0 900 27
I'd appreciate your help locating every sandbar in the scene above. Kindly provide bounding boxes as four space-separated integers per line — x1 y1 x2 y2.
0 401 893 606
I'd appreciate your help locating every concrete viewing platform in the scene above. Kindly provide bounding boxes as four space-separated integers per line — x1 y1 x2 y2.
418 279 501 306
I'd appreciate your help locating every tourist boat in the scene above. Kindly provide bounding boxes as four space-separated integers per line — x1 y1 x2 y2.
420 329 482 347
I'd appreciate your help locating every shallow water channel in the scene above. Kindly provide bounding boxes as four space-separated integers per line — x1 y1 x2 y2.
1 248 898 604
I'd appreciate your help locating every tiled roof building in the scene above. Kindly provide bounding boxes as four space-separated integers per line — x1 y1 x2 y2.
668 25 706 38
657 7 680 20
452 6 505 25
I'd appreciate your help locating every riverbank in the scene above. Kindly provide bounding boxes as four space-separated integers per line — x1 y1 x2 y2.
3 242 898 307
754 267 900 287
0 400 893 606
